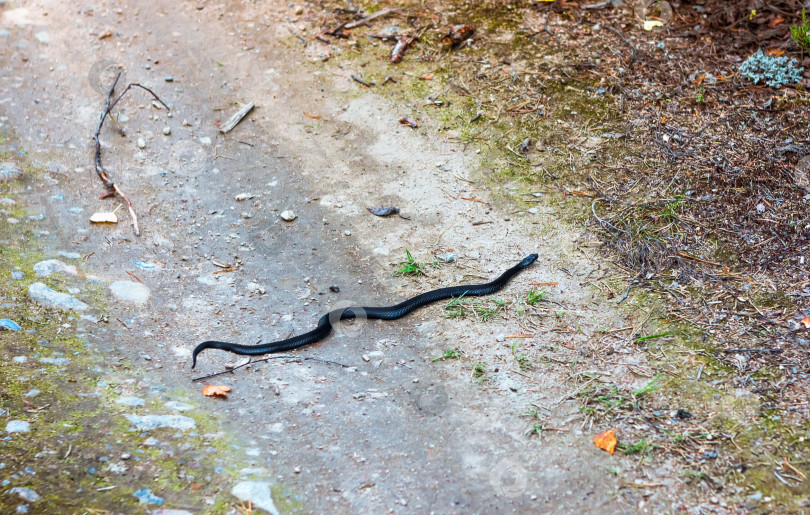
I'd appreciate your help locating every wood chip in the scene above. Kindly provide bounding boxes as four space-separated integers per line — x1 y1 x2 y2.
219 102 255 134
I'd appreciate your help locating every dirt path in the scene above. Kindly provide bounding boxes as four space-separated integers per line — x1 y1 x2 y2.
0 2 675 513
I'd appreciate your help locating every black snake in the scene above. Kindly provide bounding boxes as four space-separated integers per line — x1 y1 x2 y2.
192 253 538 368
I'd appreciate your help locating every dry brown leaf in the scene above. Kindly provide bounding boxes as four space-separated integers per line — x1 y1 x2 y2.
303 112 321 120
202 384 232 398
767 48 786 56
802 317 810 329
594 429 617 454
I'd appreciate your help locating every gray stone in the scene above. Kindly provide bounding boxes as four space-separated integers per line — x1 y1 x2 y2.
24 389 40 398
0 319 22 331
0 162 22 183
39 357 71 365
116 396 146 407
57 251 81 259
33 259 78 278
11 271 23 280
164 401 194 412
280 210 296 221
8 487 40 502
109 281 150 304
28 283 89 311
231 481 279 515
6 420 31 433
124 414 196 431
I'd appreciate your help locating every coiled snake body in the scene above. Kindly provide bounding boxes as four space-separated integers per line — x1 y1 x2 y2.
192 253 538 368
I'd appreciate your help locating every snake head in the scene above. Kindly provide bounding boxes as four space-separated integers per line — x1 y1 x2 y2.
520 253 539 268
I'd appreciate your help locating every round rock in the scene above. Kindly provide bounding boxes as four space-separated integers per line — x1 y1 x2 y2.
280 210 297 221
109 281 151 304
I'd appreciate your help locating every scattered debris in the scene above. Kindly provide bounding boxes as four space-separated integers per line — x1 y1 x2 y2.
441 24 474 48
398 117 418 129
391 33 415 63
367 205 400 217
345 8 402 30
92 72 169 236
219 102 255 133
351 74 374 88
517 137 531 154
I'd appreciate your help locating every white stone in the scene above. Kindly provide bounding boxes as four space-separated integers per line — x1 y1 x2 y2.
33 259 78 278
28 283 89 311
109 281 151 304
280 210 296 221
124 414 195 431
6 420 30 433
231 482 279 515
8 487 40 502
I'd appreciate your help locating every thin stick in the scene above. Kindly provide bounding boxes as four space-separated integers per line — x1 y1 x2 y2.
191 355 352 382
93 72 169 236
344 8 401 29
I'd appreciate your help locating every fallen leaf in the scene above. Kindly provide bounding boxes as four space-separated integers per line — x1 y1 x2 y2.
768 17 785 27
802 317 810 329
767 48 785 56
595 429 617 454
303 112 322 120
90 211 119 224
202 384 232 398
419 74 434 80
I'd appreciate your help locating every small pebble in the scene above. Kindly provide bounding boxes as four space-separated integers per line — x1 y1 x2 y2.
137 138 146 149
495 334 505 342
344 230 351 236
280 210 297 221
164 76 173 82
294 5 303 14
162 127 171 136
528 207 538 214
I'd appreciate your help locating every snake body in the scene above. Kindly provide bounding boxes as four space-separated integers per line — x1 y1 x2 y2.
192 253 538 368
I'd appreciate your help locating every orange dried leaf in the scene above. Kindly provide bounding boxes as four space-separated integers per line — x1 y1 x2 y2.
802 317 810 329
768 18 785 28
303 112 322 120
595 429 617 454
767 48 785 56
419 74 434 80
202 384 232 398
